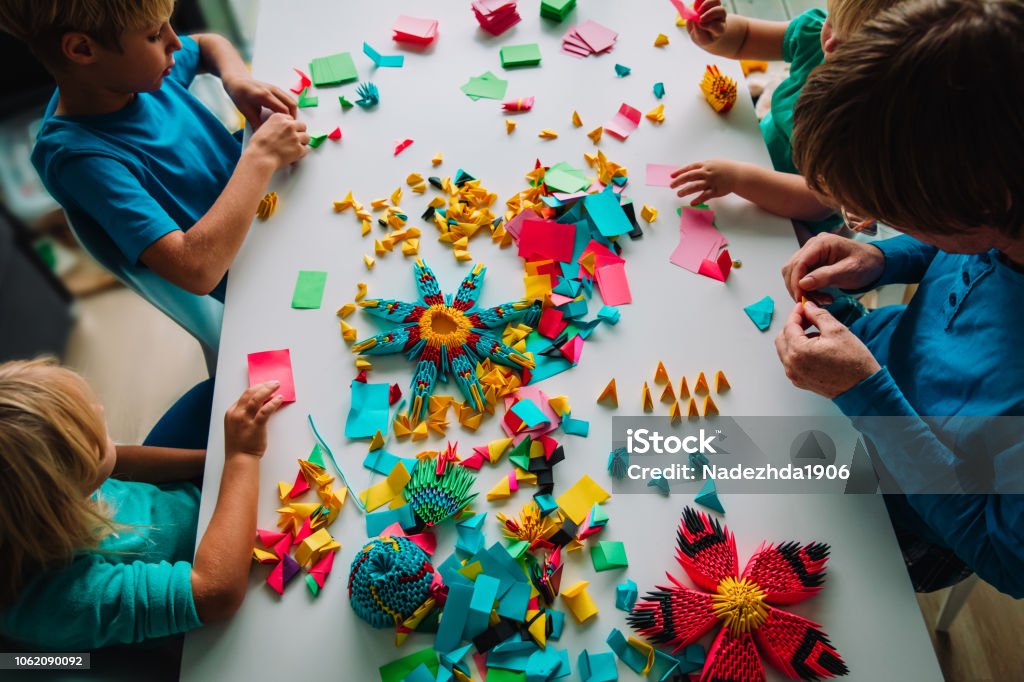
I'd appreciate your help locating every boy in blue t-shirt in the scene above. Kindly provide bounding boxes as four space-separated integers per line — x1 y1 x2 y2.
670 0 904 233
0 0 309 302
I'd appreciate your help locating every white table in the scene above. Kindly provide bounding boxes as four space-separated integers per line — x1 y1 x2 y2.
181 1 943 680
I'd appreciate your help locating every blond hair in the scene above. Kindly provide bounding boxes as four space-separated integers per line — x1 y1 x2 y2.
0 0 175 69
827 0 906 39
793 0 1024 237
0 358 118 608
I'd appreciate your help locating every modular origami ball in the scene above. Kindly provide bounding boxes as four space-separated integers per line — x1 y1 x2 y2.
348 536 435 629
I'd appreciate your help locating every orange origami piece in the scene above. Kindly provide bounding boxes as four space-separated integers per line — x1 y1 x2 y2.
587 126 603 144
257 191 278 220
700 64 738 113
703 395 719 417
597 378 618 407
679 376 690 399
654 361 670 385
695 371 710 396
669 400 682 424
642 382 654 413
715 370 731 393
687 397 700 417
660 383 676 404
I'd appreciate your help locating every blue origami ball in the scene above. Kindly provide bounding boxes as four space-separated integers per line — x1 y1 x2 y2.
348 536 435 629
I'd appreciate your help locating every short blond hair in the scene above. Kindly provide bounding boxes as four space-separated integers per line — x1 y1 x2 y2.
827 0 906 39
0 0 174 69
0 358 118 608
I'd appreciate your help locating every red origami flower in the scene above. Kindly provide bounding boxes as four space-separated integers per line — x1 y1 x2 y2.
629 507 848 681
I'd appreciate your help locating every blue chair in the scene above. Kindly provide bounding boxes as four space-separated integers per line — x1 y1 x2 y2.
64 213 222 375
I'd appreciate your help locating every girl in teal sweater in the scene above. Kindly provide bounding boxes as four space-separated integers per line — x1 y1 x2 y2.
0 359 283 648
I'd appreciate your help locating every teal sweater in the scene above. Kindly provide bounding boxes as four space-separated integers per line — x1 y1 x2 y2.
1 478 203 649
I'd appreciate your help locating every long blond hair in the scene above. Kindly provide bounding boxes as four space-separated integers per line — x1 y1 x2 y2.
0 358 118 607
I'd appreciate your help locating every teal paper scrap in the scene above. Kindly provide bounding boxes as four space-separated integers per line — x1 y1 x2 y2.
363 41 404 67
584 188 633 237
345 380 391 438
695 477 725 514
744 295 775 331
578 649 618 682
615 579 638 611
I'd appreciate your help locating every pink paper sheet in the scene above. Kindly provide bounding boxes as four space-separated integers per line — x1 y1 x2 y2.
670 207 728 273
247 348 296 403
595 262 632 305
574 20 618 53
518 219 576 263
604 103 642 140
645 163 678 187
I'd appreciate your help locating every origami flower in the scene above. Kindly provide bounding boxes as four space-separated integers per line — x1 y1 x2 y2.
353 259 539 422
629 507 848 681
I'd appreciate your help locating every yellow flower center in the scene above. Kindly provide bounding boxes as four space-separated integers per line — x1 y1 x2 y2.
419 304 471 346
711 576 768 636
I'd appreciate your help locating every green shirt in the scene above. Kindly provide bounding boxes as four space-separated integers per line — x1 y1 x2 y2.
759 9 841 233
0 478 203 649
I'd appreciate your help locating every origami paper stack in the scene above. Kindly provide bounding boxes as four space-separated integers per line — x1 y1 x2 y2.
561 20 618 58
472 0 521 35
348 536 436 629
628 507 848 681
541 0 575 22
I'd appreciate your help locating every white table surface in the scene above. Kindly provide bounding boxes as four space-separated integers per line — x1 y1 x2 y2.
180 1 943 680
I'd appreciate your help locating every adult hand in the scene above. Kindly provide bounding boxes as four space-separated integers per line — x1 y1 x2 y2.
775 301 881 398
781 233 885 302
224 381 283 458
687 0 728 48
224 77 297 130
670 159 745 205
246 113 310 168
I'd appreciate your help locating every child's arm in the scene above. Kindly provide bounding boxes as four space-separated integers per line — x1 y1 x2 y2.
112 446 205 483
138 115 308 296
671 160 835 221
191 381 283 622
191 33 297 130
687 0 788 60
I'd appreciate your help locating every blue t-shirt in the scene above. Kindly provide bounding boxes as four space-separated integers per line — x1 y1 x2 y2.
759 9 841 234
31 35 240 298
0 478 203 649
834 236 1024 597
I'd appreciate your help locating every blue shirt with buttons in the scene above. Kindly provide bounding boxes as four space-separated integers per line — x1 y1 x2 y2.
834 235 1024 597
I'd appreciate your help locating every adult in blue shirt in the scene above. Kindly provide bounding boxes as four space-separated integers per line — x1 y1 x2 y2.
774 0 1024 598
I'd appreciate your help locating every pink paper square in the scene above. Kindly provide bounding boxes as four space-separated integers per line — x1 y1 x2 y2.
604 103 642 140
645 163 678 187
595 262 632 305
574 20 618 53
247 349 296 403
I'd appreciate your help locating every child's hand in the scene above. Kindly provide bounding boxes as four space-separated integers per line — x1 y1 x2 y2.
687 0 729 48
775 301 881 398
224 381 284 458
781 233 886 302
247 113 310 168
671 160 742 205
224 78 298 130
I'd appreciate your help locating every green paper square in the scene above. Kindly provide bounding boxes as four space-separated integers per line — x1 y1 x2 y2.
297 88 318 108
291 270 327 309
591 540 629 571
309 51 358 86
378 647 439 682
500 43 542 68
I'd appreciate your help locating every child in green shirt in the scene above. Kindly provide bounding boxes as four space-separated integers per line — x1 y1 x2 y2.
0 359 283 649
672 0 905 233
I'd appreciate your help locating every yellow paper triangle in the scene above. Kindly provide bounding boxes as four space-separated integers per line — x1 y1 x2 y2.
654 361 670 385
695 371 710 395
572 111 582 127
715 370 731 393
642 382 654 413
597 378 618 407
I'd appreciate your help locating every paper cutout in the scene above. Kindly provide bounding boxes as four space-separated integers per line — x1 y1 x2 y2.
394 138 414 156
641 382 654 412
640 204 657 223
500 43 542 68
557 475 609 524
591 540 628 571
614 64 631 78
309 52 358 86
359 462 411 512
687 397 700 417
654 81 666 99
247 349 295 403
703 395 719 417
461 71 509 100
327 126 342 141
669 0 700 22
289 68 311 94
296 87 318 108
353 260 537 423
392 15 439 44
502 96 535 112
645 163 677 187
700 64 738 113
604 103 642 140
587 126 603 144
578 649 617 682
744 296 775 331
472 0 522 36
697 248 734 282
561 581 598 623
256 192 277 220
345 380 391 438
506 118 517 134
595 262 632 305
654 361 670 385
291 270 327 309
695 478 725 514
597 378 618 406
562 20 617 57
715 370 731 393
584 188 633 237
654 33 669 46
646 103 665 123
616 579 639 611
541 0 576 22
363 42 404 68
629 507 847 681
671 206 728 275
538 128 559 139
572 111 583 127
355 81 380 107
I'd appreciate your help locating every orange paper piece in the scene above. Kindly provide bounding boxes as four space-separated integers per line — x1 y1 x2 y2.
641 382 654 413
694 372 710 396
538 128 558 139
660 383 676 404
506 119 517 134
687 397 700 417
597 378 618 407
587 126 603 144
703 395 719 416
572 111 583 127
715 370 731 393
654 33 669 47
654 361 670 385
669 400 682 424
679 376 690 399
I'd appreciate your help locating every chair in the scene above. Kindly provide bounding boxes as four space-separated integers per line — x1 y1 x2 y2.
935 574 979 632
64 214 222 375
